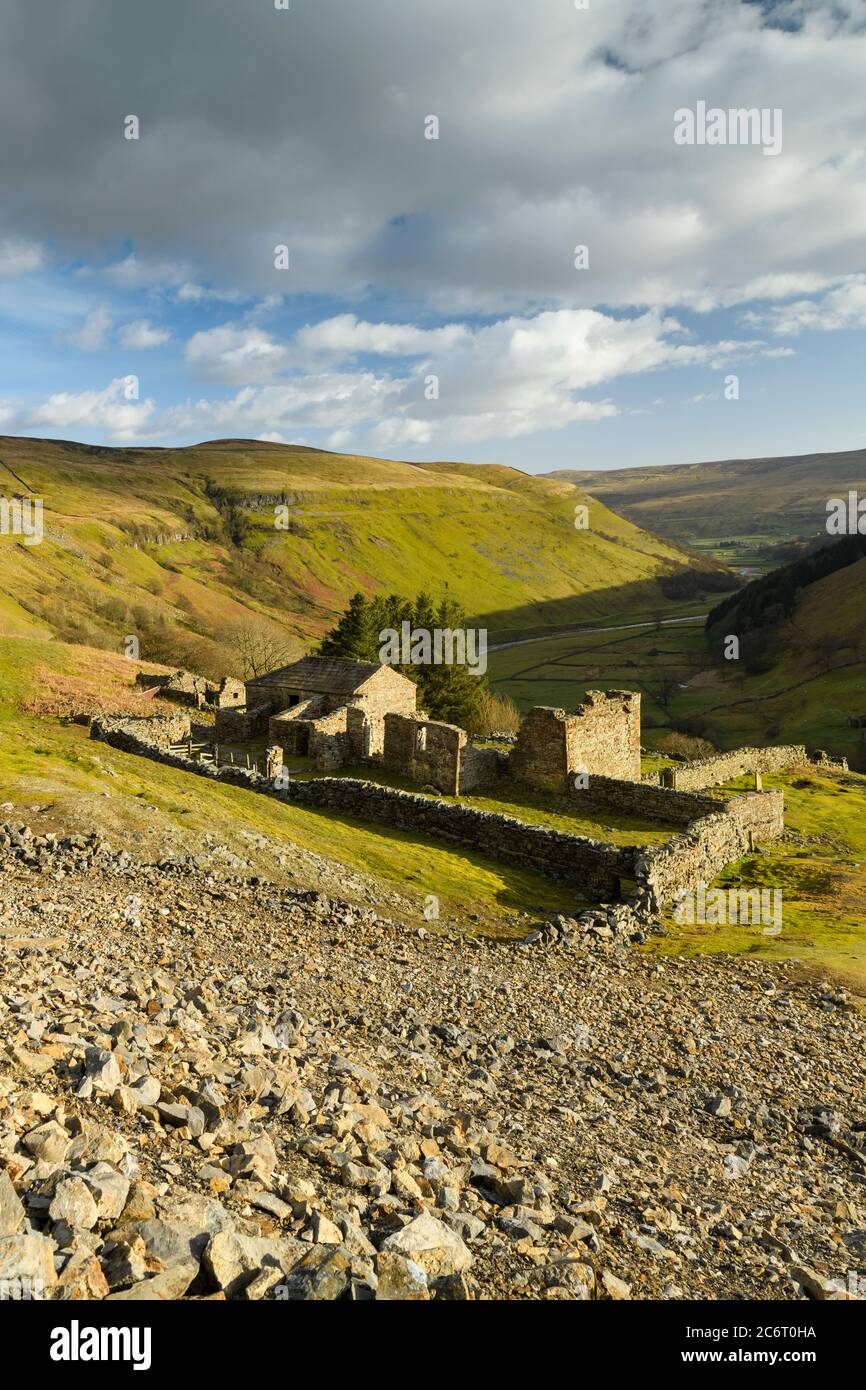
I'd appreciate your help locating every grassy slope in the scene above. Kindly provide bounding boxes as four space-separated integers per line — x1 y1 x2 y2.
3 635 866 989
649 766 866 995
0 634 581 931
548 446 866 557
0 436 705 671
667 557 866 763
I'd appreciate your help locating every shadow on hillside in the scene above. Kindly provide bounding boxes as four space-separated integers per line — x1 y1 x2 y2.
477 577 707 644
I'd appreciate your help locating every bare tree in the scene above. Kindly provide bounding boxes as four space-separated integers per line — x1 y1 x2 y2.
224 620 299 679
649 668 679 709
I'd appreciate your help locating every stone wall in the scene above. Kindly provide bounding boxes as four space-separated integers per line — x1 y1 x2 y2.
89 716 627 896
565 690 641 783
268 700 321 752
568 774 720 826
459 743 503 794
661 745 806 791
634 790 784 909
308 707 350 771
88 714 787 917
214 706 270 741
383 713 464 795
510 691 641 792
213 676 246 710
90 712 191 751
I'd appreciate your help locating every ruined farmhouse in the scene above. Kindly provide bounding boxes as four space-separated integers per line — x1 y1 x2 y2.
212 654 644 795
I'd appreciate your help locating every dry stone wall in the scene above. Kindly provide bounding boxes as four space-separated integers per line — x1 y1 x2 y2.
634 791 784 910
89 712 191 751
569 774 720 826
661 745 806 791
89 715 788 917
383 713 464 795
510 691 641 792
89 716 628 895
459 743 503 793
214 706 270 741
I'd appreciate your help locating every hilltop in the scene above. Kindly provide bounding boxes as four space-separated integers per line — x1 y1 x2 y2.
547 447 866 571
0 435 719 677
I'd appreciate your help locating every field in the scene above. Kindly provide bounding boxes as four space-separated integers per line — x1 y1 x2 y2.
0 634 580 933
488 556 866 768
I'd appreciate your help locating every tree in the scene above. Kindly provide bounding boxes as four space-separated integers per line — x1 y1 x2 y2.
318 592 377 661
318 589 487 728
225 620 298 679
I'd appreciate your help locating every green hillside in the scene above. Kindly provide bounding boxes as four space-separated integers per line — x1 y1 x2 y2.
668 553 866 763
0 633 572 930
548 446 866 569
489 549 866 767
0 435 713 675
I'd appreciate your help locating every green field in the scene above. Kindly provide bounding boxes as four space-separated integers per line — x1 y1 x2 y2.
488 555 866 768
0 635 579 932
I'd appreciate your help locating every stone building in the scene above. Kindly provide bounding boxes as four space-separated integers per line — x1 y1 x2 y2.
244 656 418 767
382 713 501 796
510 690 641 792
135 669 246 712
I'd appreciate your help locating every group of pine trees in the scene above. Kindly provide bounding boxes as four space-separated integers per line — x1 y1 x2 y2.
318 590 505 729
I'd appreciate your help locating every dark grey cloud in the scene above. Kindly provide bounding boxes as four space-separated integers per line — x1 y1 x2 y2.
1 0 865 312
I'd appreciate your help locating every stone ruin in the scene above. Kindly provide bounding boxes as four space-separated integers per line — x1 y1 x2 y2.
208 655 645 795
93 659 861 925
136 669 245 712
510 691 641 791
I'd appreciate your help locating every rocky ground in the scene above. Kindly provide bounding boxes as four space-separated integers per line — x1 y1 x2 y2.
1 820 865 1302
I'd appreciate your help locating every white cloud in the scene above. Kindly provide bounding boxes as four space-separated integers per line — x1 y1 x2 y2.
103 304 761 447
3 3 866 317
746 275 866 336
176 281 243 305
0 237 44 277
185 325 289 382
99 255 189 292
10 378 156 442
327 429 355 450
296 314 470 358
118 319 171 350
65 305 112 352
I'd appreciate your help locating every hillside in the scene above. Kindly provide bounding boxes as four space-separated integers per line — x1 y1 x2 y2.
489 541 866 767
547 446 866 570
0 435 715 675
667 550 866 764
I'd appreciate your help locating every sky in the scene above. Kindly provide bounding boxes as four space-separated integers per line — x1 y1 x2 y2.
0 0 864 472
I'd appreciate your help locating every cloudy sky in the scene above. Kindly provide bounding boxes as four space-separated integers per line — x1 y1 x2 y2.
0 0 864 470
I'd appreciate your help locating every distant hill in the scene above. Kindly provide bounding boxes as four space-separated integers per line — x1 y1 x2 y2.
706 533 866 666
546 447 866 565
667 538 866 765
0 435 718 676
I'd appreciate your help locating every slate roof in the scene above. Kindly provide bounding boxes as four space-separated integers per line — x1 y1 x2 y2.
248 655 396 695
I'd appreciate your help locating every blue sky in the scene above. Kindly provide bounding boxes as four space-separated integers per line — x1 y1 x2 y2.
0 0 864 471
